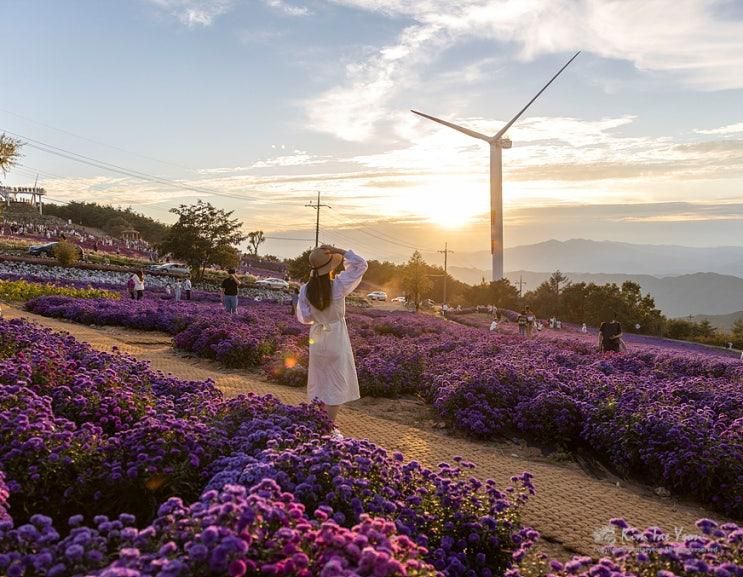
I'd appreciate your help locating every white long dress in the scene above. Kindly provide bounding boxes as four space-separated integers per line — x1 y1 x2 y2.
296 250 368 405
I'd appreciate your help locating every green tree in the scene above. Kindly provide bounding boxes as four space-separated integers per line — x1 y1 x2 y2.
212 245 240 270
158 200 245 280
732 319 743 340
466 279 519 309
402 251 433 312
285 249 313 282
0 134 23 179
247 230 266 256
44 201 169 243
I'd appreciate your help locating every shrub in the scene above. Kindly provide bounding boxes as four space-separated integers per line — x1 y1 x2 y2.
54 240 80 266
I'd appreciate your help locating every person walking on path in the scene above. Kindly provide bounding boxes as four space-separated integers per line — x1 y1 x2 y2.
174 279 182 302
599 313 623 352
133 271 145 300
296 245 368 434
221 268 240 314
183 276 192 300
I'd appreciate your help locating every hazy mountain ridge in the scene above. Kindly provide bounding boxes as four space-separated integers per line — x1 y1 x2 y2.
689 311 743 331
453 239 743 277
444 239 743 317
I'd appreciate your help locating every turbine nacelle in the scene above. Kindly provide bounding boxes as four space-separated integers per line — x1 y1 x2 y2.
495 137 512 149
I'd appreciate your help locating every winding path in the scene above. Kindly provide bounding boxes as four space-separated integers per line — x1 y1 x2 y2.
4 306 728 558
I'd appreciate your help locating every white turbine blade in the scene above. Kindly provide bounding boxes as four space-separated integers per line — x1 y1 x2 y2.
493 51 581 140
411 110 491 142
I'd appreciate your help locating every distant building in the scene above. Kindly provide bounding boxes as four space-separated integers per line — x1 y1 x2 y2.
120 228 141 241
0 186 47 214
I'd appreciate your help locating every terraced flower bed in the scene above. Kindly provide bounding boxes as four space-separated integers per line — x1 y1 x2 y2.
25 295 743 517
0 278 120 302
0 318 537 577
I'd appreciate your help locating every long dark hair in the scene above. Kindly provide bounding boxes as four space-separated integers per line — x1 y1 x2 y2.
307 272 332 311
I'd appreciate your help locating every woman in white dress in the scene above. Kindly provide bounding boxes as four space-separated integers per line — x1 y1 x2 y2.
296 245 368 429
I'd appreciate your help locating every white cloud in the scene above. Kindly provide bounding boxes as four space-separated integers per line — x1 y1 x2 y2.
196 150 331 174
263 0 311 16
147 0 234 27
305 23 449 141
696 122 743 135
310 0 743 141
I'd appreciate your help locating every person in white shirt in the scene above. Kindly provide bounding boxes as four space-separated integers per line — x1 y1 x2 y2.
174 279 182 301
581 323 588 333
489 319 498 332
133 271 145 300
296 245 368 435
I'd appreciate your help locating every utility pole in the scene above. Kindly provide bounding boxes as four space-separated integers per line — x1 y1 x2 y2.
516 274 526 297
438 242 454 304
305 191 331 248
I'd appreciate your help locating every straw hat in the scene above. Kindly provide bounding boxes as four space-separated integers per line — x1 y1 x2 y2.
308 247 342 276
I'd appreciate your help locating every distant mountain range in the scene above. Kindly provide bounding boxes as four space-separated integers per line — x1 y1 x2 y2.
447 239 743 278
444 239 743 317
689 311 743 331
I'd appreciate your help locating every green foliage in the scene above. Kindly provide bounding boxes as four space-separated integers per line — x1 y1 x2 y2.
524 273 664 334
247 230 266 256
732 319 743 340
158 200 245 280
211 244 240 270
43 201 169 243
285 248 313 282
660 318 743 348
54 240 80 266
0 134 23 177
402 251 433 312
466 278 520 309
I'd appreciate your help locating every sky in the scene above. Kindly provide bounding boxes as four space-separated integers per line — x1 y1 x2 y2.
1 0 743 269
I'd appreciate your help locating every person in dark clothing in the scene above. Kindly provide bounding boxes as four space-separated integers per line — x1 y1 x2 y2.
599 313 623 352
221 268 240 314
517 310 528 337
290 287 299 315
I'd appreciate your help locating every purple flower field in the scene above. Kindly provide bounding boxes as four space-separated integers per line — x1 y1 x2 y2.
0 317 541 577
24 294 743 517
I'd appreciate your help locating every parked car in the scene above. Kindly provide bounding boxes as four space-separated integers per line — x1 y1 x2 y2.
391 296 406 303
147 263 190 275
366 290 388 301
27 242 83 259
255 277 289 290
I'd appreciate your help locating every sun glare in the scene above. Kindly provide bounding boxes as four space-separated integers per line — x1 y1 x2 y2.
393 178 486 229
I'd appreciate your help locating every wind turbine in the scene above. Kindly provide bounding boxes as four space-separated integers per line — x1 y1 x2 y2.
412 51 580 281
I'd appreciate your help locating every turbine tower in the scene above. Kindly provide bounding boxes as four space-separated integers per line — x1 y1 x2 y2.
412 51 580 280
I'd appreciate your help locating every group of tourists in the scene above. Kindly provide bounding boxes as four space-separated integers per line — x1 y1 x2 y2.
515 307 539 336
126 271 192 301
493 306 626 353
2 218 154 258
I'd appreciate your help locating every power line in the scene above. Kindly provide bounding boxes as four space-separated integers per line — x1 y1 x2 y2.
438 242 454 304
1 128 297 206
265 236 314 242
0 107 192 170
322 209 433 253
305 191 331 248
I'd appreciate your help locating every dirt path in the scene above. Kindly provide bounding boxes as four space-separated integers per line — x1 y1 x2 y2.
4 306 727 558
